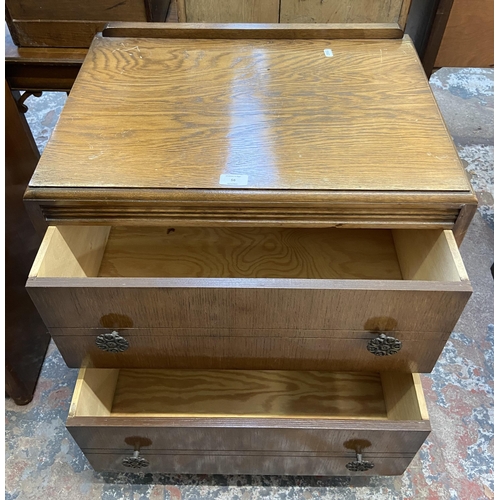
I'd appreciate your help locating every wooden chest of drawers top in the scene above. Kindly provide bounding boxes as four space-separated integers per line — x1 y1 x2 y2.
24 24 476 236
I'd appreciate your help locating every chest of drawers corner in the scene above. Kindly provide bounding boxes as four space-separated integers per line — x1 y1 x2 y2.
24 23 476 476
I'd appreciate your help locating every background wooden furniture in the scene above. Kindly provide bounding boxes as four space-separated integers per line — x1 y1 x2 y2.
5 80 51 405
6 0 172 47
5 30 87 404
5 31 87 92
176 0 411 25
405 0 449 76
434 0 493 68
406 0 493 76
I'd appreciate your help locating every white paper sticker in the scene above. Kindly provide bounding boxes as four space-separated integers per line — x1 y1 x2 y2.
324 49 333 57
219 174 249 186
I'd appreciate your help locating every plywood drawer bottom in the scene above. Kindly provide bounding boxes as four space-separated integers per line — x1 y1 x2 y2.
67 368 431 475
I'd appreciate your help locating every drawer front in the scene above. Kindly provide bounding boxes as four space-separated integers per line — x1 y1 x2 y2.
68 424 430 456
82 450 415 476
29 284 470 333
27 226 471 342
67 368 430 475
53 331 447 372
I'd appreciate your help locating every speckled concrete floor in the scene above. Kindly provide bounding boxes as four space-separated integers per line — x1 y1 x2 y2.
6 68 494 500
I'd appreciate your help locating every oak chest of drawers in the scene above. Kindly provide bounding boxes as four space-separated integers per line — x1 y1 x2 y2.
25 22 476 476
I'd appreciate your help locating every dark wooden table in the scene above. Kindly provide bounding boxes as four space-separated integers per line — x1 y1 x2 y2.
5 30 87 404
6 78 51 405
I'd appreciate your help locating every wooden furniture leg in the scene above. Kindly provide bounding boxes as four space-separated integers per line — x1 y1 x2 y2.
5 80 51 405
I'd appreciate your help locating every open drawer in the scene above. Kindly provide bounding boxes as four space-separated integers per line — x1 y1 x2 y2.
67 367 430 475
26 226 471 371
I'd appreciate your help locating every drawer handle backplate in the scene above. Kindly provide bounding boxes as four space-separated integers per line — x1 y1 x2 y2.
122 451 150 469
367 333 402 356
95 331 129 353
345 453 374 472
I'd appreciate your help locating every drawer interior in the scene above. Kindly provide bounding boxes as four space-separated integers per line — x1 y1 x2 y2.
70 368 428 422
32 226 468 282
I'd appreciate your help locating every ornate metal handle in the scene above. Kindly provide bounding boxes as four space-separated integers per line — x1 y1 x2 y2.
122 450 150 469
367 333 402 356
95 331 129 353
345 452 374 472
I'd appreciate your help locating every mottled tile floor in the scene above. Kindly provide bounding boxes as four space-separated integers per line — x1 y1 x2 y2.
6 68 494 500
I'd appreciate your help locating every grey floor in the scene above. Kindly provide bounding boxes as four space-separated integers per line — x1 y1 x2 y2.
5 68 494 499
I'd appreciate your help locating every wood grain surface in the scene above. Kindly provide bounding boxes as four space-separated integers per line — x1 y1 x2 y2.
72 368 425 420
10 21 113 49
5 28 88 64
109 370 387 419
102 21 404 38
27 226 471 332
6 0 169 48
5 80 50 404
279 0 408 25
183 0 279 23
30 226 110 278
453 203 477 247
71 368 119 417
435 0 494 68
6 0 149 21
21 24 476 232
52 332 448 372
380 373 426 421
50 326 451 340
28 282 471 332
29 35 470 194
29 225 469 283
66 368 430 462
67 420 430 453
81 450 416 475
392 229 468 282
98 227 403 280
24 186 476 232
6 56 84 92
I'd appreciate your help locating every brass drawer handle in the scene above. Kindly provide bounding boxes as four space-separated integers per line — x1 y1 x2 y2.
95 331 129 353
367 333 402 356
345 452 374 472
122 450 150 469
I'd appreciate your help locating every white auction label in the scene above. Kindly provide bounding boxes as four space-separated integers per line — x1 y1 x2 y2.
219 174 249 186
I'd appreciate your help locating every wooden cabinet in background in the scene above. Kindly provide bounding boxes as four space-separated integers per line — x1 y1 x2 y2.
279 0 411 24
179 0 280 23
176 0 411 26
435 0 493 68
5 0 172 47
5 81 51 404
